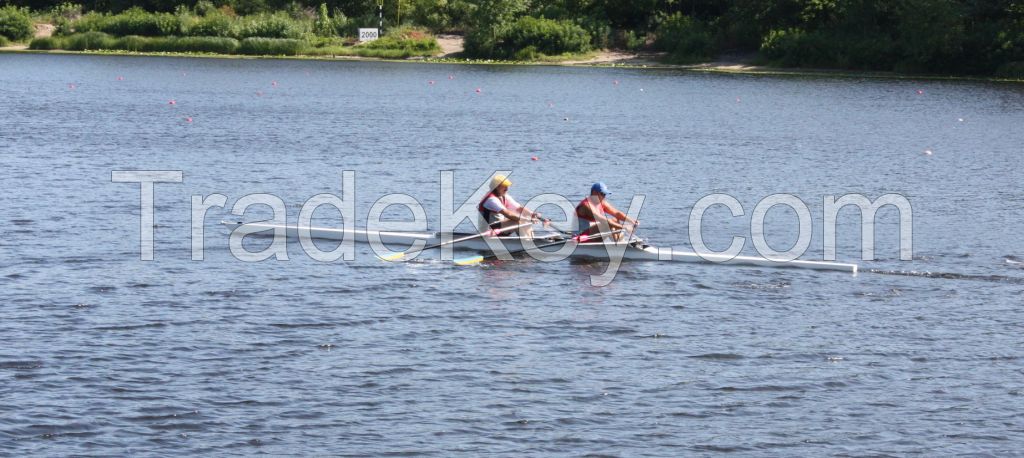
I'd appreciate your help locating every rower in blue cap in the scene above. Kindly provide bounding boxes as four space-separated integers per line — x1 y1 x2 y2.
574 182 639 241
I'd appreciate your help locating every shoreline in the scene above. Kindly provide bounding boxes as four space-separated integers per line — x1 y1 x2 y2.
2 46 1021 84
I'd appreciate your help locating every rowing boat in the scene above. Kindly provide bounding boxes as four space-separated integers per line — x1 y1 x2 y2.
221 221 858 273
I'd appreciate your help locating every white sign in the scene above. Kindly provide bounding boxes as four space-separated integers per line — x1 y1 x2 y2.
359 28 380 42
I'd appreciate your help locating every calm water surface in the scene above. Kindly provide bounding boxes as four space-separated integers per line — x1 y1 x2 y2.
1 53 1023 455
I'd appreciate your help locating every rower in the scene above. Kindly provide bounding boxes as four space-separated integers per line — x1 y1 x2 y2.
478 175 546 236
575 182 638 241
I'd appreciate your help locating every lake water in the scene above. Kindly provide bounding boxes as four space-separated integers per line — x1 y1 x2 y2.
1 53 1023 455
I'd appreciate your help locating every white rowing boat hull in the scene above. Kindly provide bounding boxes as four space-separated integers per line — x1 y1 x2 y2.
221 221 858 274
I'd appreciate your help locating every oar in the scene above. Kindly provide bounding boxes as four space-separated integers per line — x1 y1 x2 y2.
380 220 534 262
453 229 623 266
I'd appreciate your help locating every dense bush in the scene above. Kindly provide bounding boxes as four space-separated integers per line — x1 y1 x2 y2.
172 35 240 53
38 32 245 53
100 8 163 36
466 16 589 58
237 36 307 54
361 27 439 53
0 35 10 47
29 35 63 49
761 28 834 68
113 35 240 53
0 5 35 42
996 61 1024 79
63 31 115 50
237 12 304 38
185 12 235 37
654 13 714 63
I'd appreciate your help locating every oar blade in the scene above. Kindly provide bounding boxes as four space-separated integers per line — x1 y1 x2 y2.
379 252 408 262
453 255 485 266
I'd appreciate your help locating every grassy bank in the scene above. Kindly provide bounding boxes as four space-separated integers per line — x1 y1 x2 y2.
9 4 437 58
27 26 438 58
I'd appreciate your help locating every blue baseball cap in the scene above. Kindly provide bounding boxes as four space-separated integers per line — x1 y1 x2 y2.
591 182 611 195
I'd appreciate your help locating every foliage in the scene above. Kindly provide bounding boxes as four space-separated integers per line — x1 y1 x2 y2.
467 15 589 58
237 12 304 38
654 13 714 63
314 2 331 36
63 30 116 49
0 5 35 41
29 35 62 48
237 36 307 54
185 12 235 37
7 0 1024 76
0 35 9 46
996 61 1024 79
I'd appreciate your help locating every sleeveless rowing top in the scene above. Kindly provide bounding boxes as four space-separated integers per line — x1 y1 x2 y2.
478 192 508 228
575 197 610 233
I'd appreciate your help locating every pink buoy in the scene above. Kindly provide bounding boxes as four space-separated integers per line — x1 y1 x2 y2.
448 74 454 80
68 83 76 90
185 117 193 123
117 76 124 81
916 89 924 94
475 88 482 93
272 81 278 86
613 80 619 85
429 80 435 85
531 156 539 161
169 100 176 105
923 149 933 156
256 91 263 96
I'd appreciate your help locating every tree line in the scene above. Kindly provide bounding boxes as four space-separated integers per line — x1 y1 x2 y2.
4 0 1024 76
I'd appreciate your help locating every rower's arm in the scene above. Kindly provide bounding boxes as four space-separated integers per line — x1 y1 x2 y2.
499 208 527 222
602 201 638 225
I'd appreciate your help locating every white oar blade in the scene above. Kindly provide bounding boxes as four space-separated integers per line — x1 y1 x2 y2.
454 255 485 266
